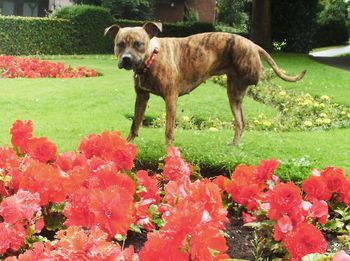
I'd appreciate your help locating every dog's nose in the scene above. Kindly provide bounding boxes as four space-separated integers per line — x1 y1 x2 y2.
119 54 133 69
122 56 132 64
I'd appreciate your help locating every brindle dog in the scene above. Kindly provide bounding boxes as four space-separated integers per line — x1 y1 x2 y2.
105 22 306 145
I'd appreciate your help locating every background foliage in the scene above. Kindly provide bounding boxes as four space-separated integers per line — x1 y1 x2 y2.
271 0 319 53
313 0 350 47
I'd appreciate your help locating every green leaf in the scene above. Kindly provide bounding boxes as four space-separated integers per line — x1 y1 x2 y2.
129 224 142 234
136 185 147 193
114 234 126 241
302 253 328 261
208 247 219 257
51 202 66 213
44 212 66 231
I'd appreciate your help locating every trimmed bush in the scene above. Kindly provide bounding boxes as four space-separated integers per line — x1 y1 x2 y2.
50 5 114 54
0 16 76 55
114 19 216 37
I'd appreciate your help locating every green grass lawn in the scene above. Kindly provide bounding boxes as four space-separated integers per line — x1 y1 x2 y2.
271 53 350 106
0 54 349 179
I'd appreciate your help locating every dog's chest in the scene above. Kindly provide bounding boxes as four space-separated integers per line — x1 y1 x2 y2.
134 74 162 95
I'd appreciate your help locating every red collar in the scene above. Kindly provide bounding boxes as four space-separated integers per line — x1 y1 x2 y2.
137 47 159 75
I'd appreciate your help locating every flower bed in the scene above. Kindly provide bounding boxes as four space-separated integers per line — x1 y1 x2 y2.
211 72 350 131
0 120 349 260
0 56 97 78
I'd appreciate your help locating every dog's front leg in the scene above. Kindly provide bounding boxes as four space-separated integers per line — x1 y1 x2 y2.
127 89 150 142
164 95 178 145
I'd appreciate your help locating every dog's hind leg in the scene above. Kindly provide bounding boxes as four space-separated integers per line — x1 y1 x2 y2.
164 94 178 145
226 74 247 146
127 89 150 142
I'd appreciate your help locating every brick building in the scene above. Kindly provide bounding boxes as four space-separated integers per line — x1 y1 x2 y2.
154 0 216 23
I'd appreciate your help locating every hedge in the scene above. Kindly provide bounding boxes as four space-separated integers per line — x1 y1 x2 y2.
50 5 114 54
0 6 215 55
0 16 76 55
114 19 216 37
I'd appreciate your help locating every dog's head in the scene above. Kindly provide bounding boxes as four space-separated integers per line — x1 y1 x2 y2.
105 22 162 71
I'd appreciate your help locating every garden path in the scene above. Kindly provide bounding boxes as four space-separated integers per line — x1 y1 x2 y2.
309 45 350 71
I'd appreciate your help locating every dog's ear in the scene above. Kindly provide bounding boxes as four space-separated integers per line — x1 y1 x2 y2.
143 22 162 38
104 24 121 38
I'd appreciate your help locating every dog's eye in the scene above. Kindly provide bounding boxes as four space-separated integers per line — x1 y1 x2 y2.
117 41 125 49
133 41 143 49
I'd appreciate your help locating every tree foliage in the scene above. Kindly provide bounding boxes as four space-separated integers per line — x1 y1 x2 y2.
271 0 319 53
101 0 154 20
216 0 251 31
313 0 349 47
72 0 102 5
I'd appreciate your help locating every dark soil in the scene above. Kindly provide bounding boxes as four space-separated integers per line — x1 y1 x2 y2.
225 206 255 260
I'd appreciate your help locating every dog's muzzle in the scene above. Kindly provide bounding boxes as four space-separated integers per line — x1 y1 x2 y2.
118 54 133 70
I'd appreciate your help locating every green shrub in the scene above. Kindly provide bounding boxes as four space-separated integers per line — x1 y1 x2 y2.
101 0 154 20
113 19 216 37
50 5 114 53
0 16 76 55
313 0 350 47
271 0 319 53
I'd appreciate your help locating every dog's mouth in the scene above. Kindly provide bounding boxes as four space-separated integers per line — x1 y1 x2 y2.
118 54 143 71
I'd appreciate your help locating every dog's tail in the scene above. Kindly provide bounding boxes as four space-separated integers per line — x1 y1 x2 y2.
258 47 306 82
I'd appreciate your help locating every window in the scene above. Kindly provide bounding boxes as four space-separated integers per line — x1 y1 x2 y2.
2 1 15 16
23 2 39 16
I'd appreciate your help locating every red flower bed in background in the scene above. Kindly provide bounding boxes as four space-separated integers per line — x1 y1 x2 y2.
0 56 97 78
0 120 349 261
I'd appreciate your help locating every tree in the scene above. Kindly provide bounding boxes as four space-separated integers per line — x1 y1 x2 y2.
72 0 102 5
216 0 250 31
250 0 272 51
314 0 350 46
101 0 154 20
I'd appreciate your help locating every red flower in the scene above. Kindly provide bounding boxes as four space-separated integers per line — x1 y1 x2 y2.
212 175 230 193
190 226 229 261
332 251 350 261
320 167 347 193
308 200 329 224
267 182 302 220
79 131 137 171
90 185 135 237
136 170 161 203
53 226 123 260
138 232 189 261
26 137 57 163
0 146 20 171
284 223 327 260
255 159 279 183
10 120 33 153
55 151 87 172
64 188 96 227
242 211 256 224
302 175 331 202
0 222 27 254
163 146 192 181
0 56 98 79
0 189 41 224
19 160 65 205
4 242 52 261
338 179 350 206
226 182 261 210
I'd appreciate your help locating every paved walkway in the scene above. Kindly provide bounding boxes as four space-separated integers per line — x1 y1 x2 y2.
309 45 350 71
309 45 350 57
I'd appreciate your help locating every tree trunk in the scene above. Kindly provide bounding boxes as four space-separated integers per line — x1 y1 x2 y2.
251 0 272 52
